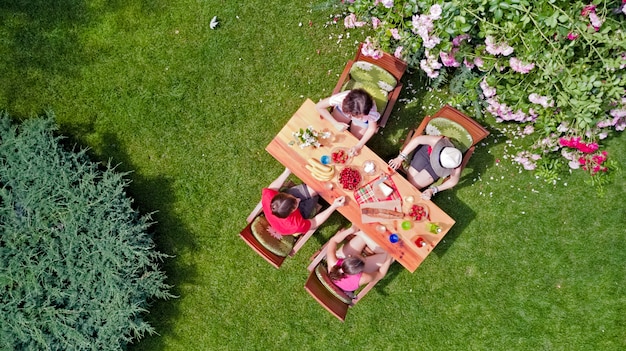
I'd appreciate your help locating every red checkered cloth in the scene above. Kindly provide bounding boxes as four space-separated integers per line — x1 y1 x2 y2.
354 175 401 204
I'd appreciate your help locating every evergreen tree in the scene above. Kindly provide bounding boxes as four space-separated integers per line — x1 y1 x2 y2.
0 112 172 350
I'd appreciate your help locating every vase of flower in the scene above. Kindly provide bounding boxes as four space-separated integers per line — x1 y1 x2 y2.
289 126 331 149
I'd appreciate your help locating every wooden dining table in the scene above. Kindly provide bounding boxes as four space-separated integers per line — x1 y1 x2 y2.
265 99 455 273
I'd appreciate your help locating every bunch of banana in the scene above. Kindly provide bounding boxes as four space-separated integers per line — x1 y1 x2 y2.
305 158 335 181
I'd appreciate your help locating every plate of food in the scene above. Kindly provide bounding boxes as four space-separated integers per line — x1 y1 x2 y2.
407 203 429 222
330 147 352 165
337 166 362 190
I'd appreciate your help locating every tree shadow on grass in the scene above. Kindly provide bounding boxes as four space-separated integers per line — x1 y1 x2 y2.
60 131 198 351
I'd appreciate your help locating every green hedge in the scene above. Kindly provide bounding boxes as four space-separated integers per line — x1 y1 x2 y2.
0 113 172 350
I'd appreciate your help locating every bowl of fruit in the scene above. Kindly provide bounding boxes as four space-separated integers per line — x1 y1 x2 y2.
407 203 429 222
330 147 352 165
337 166 362 190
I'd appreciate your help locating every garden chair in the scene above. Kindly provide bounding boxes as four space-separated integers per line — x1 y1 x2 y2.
401 105 490 184
332 42 408 128
303 237 382 321
239 187 317 269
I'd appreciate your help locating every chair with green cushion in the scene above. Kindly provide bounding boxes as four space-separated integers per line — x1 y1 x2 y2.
332 43 407 128
401 105 490 184
304 237 381 321
239 185 317 269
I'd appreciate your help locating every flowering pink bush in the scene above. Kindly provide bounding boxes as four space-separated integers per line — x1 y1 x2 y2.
341 0 624 185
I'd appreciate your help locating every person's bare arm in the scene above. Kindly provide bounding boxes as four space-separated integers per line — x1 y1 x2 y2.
388 135 439 169
316 97 348 131
360 254 393 285
326 226 358 268
309 196 346 229
267 167 291 190
422 166 461 199
351 121 378 155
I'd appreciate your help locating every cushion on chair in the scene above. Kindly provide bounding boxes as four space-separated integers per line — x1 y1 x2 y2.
341 60 397 114
341 80 389 115
350 61 397 91
314 263 355 305
251 215 295 257
425 118 473 152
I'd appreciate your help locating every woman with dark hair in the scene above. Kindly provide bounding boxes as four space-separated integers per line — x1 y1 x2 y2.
261 167 345 236
326 226 392 293
388 135 463 200
316 89 380 156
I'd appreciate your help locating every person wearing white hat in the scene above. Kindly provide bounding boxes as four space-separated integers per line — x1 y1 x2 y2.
388 135 463 200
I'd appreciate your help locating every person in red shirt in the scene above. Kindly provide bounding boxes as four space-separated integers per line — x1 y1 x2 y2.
261 167 345 236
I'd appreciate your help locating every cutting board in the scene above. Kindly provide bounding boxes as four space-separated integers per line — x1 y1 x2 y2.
360 199 403 223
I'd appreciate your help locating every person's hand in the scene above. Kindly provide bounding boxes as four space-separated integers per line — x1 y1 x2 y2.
349 145 362 156
421 188 434 200
333 122 349 132
332 196 346 208
388 156 403 170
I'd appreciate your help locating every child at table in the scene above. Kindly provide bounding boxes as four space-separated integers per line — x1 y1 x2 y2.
326 226 392 293
316 89 379 156
261 167 346 236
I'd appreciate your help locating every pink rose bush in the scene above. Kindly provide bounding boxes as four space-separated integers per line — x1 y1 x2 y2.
339 0 624 186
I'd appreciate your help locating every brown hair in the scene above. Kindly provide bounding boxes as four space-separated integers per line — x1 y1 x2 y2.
341 89 374 116
329 256 365 282
270 193 298 218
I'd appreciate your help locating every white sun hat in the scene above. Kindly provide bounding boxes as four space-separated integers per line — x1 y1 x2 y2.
430 138 462 178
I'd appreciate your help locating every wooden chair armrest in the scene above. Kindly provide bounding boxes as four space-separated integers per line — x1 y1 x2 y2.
246 201 263 223
307 242 329 272
378 82 403 128
414 115 432 136
290 227 317 257
353 278 378 302
332 60 355 95
459 146 475 171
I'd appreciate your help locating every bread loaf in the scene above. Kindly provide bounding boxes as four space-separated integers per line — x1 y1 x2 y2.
361 207 404 219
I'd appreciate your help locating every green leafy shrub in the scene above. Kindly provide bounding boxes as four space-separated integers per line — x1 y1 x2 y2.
0 113 172 350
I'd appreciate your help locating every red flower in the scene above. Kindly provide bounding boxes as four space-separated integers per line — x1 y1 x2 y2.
581 4 596 17
567 32 579 40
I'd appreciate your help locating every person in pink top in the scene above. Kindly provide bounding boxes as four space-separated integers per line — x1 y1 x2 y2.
261 167 345 236
326 226 393 293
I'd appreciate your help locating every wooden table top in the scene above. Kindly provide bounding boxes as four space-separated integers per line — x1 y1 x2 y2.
265 99 455 272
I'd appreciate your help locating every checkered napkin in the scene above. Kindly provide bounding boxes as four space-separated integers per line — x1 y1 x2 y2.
354 175 401 205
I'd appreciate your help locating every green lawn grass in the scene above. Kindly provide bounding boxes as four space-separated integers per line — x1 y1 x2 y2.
1 1 625 350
